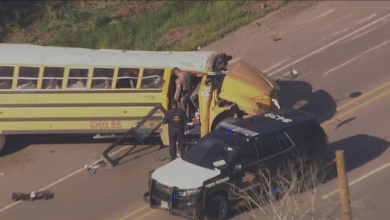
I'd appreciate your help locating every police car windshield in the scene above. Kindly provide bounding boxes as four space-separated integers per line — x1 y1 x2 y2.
183 137 237 169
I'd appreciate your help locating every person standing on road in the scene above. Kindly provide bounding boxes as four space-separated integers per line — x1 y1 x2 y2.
162 99 190 161
173 67 192 118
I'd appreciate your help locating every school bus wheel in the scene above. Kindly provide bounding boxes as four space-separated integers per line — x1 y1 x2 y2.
0 135 6 152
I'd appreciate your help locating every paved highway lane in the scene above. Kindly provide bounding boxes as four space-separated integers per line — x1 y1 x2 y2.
2 1 390 220
318 89 390 220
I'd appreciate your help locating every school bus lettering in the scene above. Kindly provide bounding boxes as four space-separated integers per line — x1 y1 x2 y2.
89 120 122 130
145 95 155 101
0 95 38 103
0 96 11 103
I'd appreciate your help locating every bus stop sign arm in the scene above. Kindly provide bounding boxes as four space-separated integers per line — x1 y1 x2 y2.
101 104 167 168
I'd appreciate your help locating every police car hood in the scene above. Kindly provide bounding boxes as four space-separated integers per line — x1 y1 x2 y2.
152 158 221 189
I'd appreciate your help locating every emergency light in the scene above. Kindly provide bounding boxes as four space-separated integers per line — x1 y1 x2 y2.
219 122 259 137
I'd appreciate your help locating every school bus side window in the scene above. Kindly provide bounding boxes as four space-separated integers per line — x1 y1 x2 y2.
67 68 89 89
0 66 14 90
43 67 65 89
17 66 40 90
140 69 164 89
91 68 114 89
116 68 139 89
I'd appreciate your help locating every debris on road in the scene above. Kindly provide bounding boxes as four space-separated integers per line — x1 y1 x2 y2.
85 161 109 174
85 164 99 174
154 156 171 162
12 191 54 202
197 46 201 50
273 37 282 42
254 22 261 27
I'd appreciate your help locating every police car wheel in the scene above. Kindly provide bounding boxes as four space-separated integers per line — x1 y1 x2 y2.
205 195 229 220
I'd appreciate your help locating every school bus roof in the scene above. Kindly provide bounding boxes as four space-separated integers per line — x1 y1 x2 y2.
0 43 217 72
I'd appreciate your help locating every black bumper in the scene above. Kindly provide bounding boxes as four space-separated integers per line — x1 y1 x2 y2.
144 180 204 219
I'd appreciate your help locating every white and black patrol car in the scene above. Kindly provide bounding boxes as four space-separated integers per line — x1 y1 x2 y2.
143 108 333 220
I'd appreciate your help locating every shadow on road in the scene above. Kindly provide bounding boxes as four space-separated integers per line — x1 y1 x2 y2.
322 133 390 183
0 134 157 158
278 80 336 123
112 143 166 166
278 80 361 124
328 134 389 173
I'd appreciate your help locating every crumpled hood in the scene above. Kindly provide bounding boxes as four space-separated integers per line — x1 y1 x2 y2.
220 60 280 114
152 158 221 190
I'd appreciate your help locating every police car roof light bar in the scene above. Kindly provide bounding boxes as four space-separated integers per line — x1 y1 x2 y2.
219 122 259 137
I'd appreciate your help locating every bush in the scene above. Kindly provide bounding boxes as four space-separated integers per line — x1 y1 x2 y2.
1 1 291 51
228 154 365 220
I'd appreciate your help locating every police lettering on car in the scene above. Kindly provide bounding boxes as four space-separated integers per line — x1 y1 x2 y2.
144 108 334 220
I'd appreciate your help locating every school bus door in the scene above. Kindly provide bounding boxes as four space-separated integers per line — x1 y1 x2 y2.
160 68 173 146
197 75 214 138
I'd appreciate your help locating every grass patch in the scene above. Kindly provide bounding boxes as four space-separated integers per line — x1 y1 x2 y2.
1 0 293 51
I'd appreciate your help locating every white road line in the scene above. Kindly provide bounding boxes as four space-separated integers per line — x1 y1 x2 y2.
329 27 351 37
343 27 377 43
358 14 376 24
265 12 390 76
0 144 134 213
320 13 353 31
322 40 390 76
322 163 390 199
344 19 388 43
302 9 335 25
229 56 242 64
263 58 290 73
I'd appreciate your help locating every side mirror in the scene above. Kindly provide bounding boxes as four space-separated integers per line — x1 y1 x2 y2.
234 164 242 172
274 68 299 83
290 68 299 78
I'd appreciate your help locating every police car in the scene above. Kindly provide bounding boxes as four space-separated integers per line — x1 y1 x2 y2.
143 108 333 220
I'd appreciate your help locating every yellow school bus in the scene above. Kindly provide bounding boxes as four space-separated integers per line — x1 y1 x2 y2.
0 43 283 152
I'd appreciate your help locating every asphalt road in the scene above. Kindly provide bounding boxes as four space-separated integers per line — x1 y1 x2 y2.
1 1 390 220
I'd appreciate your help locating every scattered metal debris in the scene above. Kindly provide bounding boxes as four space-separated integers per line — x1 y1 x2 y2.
273 37 281 42
154 156 171 162
85 164 99 174
12 191 54 202
85 161 109 174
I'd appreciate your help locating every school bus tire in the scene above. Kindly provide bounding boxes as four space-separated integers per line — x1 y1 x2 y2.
0 135 6 152
211 104 243 131
211 112 234 131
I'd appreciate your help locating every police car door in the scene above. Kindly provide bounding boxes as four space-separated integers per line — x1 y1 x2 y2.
229 140 261 197
255 133 296 186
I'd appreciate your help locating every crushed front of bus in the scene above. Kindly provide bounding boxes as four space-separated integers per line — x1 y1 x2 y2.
219 60 281 116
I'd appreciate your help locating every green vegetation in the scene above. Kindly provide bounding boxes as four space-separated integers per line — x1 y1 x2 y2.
0 1 292 51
